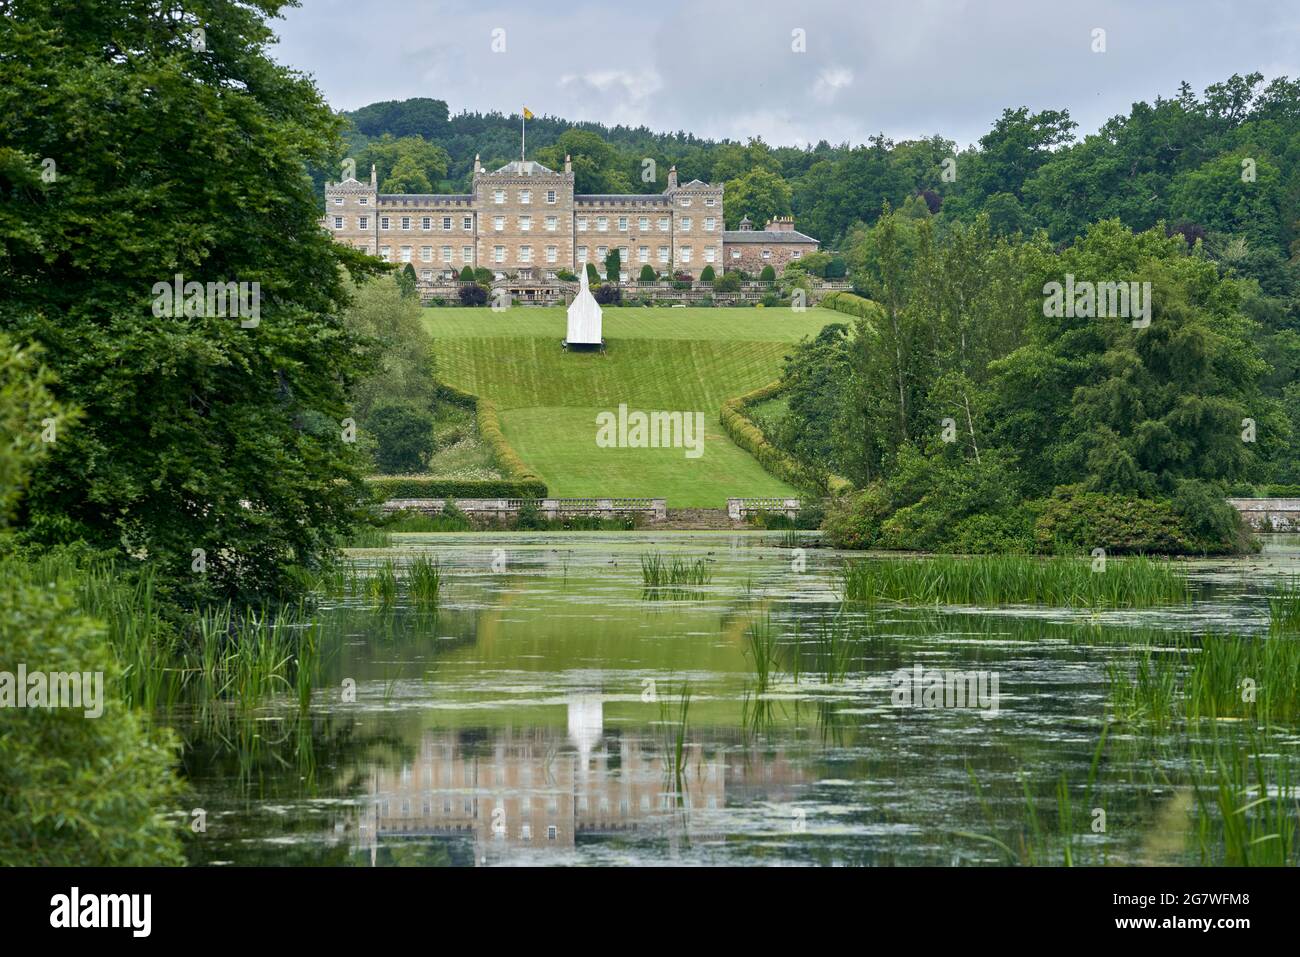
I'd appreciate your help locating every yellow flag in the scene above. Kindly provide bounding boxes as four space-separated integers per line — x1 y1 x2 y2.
523 107 534 120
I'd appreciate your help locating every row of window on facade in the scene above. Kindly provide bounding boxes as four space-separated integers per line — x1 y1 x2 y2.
367 243 729 267
329 214 717 233
479 187 714 208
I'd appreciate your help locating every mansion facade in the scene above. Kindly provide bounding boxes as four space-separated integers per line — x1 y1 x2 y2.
323 155 819 284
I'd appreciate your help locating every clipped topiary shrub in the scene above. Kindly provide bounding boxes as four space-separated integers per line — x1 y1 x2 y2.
820 290 883 321
458 283 488 306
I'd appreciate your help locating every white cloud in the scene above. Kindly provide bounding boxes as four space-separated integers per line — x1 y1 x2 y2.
273 0 1300 149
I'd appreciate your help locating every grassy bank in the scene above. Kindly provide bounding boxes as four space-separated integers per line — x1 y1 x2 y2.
424 306 834 505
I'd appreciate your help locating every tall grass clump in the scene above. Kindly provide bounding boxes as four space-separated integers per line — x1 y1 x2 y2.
1191 733 1298 866
640 552 712 588
841 555 1190 609
1105 648 1179 728
1269 577 1300 634
405 555 442 606
366 559 399 605
743 616 782 692
1184 633 1300 723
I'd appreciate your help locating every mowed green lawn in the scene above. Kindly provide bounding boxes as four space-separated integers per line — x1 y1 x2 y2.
424 306 837 506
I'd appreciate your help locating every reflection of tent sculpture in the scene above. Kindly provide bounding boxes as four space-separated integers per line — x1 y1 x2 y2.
563 267 604 351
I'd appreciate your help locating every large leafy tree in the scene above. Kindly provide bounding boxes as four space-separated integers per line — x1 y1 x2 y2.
724 168 793 230
990 220 1286 496
0 0 384 599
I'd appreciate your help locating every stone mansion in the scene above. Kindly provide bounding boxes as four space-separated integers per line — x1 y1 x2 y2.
323 154 819 286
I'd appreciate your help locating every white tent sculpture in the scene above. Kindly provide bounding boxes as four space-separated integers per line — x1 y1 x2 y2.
564 267 603 348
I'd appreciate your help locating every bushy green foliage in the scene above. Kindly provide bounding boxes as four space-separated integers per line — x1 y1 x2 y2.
1 0 383 600
367 405 435 473
819 291 884 321
759 265 777 282
0 334 182 866
341 274 436 423
459 265 476 281
719 382 826 494
476 398 546 486
1033 485 1238 554
459 283 488 306
713 271 742 293
594 284 622 305
822 483 893 549
699 265 716 282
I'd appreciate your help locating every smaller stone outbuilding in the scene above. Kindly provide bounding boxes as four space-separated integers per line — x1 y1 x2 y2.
722 216 820 276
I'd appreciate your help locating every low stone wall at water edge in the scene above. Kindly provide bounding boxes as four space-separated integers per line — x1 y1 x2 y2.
1227 498 1300 532
727 497 802 521
383 497 667 523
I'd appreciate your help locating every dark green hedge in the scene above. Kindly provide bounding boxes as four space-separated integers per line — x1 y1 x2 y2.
366 477 548 499
719 380 852 496
427 380 547 488
820 290 883 321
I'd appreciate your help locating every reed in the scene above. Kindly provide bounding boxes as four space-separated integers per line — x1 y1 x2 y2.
1269 577 1300 634
1184 633 1300 723
367 559 399 605
1105 648 1179 728
405 555 442 606
809 615 853 683
841 554 1190 609
743 615 782 692
658 684 693 801
640 552 712 588
1190 732 1298 866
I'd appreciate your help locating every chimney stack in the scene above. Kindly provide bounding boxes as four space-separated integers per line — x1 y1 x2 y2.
564 153 572 174
765 216 795 232
370 164 377 188
667 165 678 189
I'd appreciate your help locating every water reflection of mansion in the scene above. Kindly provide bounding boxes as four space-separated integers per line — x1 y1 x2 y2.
355 695 804 864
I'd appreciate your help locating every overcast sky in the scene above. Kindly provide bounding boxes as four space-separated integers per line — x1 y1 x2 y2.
272 0 1300 149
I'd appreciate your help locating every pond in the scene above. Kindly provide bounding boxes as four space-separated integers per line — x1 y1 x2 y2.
179 532 1300 867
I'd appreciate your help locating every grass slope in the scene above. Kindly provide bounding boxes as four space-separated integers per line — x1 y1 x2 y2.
425 306 836 506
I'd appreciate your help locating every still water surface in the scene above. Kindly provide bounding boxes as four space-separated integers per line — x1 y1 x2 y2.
180 532 1300 866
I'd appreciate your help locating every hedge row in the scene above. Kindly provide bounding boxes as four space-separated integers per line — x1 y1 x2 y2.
820 290 883 321
433 380 546 488
367 477 549 499
719 380 852 496
364 381 549 498
476 397 546 487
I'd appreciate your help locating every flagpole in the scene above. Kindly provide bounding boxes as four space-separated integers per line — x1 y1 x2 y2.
521 112 525 162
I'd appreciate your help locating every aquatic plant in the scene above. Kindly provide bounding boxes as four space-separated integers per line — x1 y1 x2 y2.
1268 577 1300 634
743 615 782 692
367 559 399 605
841 554 1190 609
405 555 442 606
640 551 712 588
1190 732 1298 867
1184 633 1300 723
